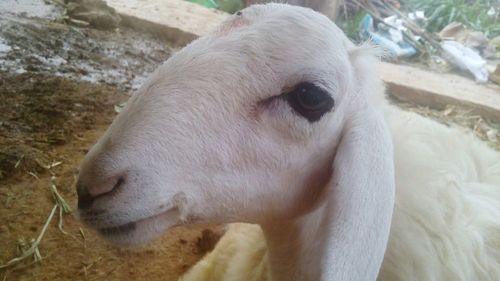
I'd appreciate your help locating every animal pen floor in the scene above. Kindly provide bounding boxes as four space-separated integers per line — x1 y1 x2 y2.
0 2 499 281
0 73 226 281
0 3 221 280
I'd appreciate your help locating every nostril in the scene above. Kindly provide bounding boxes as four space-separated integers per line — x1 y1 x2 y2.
77 175 125 209
114 176 125 190
78 189 95 209
77 181 95 209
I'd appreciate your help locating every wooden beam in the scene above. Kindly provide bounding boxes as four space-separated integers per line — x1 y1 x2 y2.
105 0 500 121
107 0 228 46
380 63 500 121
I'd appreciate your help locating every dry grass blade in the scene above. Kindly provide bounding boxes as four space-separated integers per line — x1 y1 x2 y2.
46 161 62 170
395 101 500 150
0 205 58 269
27 172 39 179
50 176 72 214
50 176 72 234
82 256 103 281
79 228 87 248
14 155 24 169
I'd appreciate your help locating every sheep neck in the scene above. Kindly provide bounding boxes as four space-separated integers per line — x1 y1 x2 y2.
261 205 329 281
261 186 392 281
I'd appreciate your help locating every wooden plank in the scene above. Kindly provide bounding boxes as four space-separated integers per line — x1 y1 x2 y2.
380 63 500 121
106 0 500 120
107 0 228 46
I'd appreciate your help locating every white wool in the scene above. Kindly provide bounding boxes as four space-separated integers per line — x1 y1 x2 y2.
382 107 500 281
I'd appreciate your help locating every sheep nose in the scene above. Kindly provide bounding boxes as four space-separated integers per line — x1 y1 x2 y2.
77 176 125 209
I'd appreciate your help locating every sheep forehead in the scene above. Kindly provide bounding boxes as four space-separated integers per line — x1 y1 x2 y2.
150 4 351 104
116 4 354 137
220 3 339 36
214 3 350 63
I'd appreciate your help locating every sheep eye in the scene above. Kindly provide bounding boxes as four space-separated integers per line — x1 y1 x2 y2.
285 82 334 122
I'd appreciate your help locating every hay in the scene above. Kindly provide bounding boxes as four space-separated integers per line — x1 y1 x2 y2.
50 176 72 234
395 101 500 150
0 175 74 269
0 205 57 269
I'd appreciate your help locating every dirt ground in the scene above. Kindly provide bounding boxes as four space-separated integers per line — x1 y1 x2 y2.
0 73 223 281
0 2 221 280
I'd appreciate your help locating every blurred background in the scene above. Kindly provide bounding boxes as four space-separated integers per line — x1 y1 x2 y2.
0 0 498 280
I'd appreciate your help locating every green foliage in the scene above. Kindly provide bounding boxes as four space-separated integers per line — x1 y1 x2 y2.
217 0 245 14
404 0 500 37
186 0 218 9
186 0 244 14
336 11 368 41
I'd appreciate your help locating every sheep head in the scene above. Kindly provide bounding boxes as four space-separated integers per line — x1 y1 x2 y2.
76 3 387 246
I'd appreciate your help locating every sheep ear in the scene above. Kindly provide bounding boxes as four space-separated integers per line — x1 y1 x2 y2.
347 42 386 107
319 47 395 279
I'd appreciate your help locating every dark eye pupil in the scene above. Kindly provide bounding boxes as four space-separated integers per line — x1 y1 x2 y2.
286 82 334 122
297 87 325 109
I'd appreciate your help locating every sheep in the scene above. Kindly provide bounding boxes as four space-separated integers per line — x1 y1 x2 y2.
75 4 500 281
180 106 500 281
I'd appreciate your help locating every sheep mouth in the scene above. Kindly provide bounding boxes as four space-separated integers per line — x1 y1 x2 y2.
91 207 181 246
98 222 137 236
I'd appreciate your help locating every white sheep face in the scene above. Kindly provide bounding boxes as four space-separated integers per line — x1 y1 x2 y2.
77 4 363 246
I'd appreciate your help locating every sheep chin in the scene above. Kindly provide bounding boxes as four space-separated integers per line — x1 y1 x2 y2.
97 207 181 247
